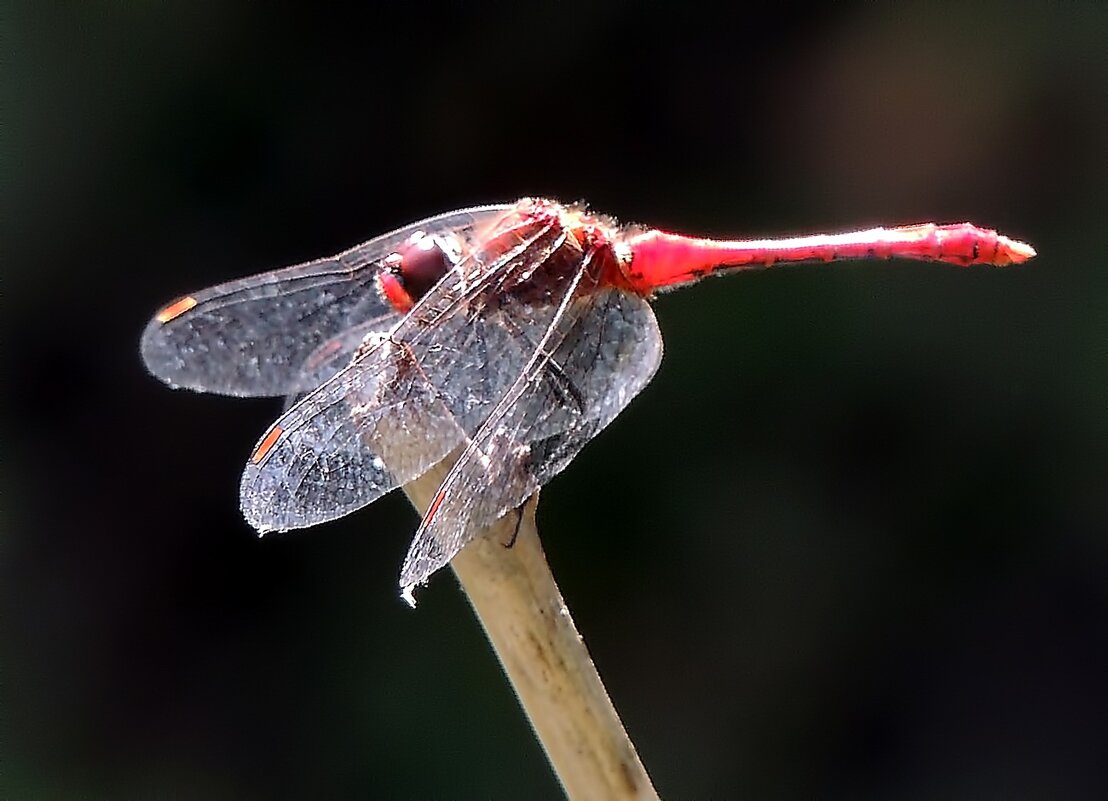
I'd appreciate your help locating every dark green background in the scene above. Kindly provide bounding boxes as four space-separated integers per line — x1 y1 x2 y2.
5 2 1106 798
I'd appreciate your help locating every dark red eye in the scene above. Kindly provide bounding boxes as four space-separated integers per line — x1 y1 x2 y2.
376 235 454 313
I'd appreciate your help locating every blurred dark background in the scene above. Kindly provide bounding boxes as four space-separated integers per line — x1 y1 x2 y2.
5 2 1106 798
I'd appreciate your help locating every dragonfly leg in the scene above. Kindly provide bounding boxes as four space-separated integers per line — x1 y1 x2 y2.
501 492 541 549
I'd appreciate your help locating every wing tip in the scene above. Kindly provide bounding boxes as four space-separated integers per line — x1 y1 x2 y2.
139 310 197 392
400 584 418 608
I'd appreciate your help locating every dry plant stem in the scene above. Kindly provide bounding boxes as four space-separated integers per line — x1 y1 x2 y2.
402 465 660 801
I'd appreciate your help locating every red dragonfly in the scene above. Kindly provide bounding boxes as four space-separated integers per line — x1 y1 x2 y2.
141 198 1035 601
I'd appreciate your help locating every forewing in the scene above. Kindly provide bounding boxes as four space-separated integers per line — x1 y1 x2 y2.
280 316 388 411
240 328 458 532
240 214 577 532
140 205 512 397
399 287 664 590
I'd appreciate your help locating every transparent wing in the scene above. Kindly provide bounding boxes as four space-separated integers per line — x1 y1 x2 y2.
279 316 389 411
140 204 512 397
239 212 579 532
399 286 664 591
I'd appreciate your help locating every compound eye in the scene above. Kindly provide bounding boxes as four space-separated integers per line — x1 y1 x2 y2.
377 234 454 313
397 235 452 301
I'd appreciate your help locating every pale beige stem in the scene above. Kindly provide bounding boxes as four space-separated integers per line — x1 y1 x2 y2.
402 467 659 801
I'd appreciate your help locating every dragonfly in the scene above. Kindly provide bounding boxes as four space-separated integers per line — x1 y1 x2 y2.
141 197 1035 602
